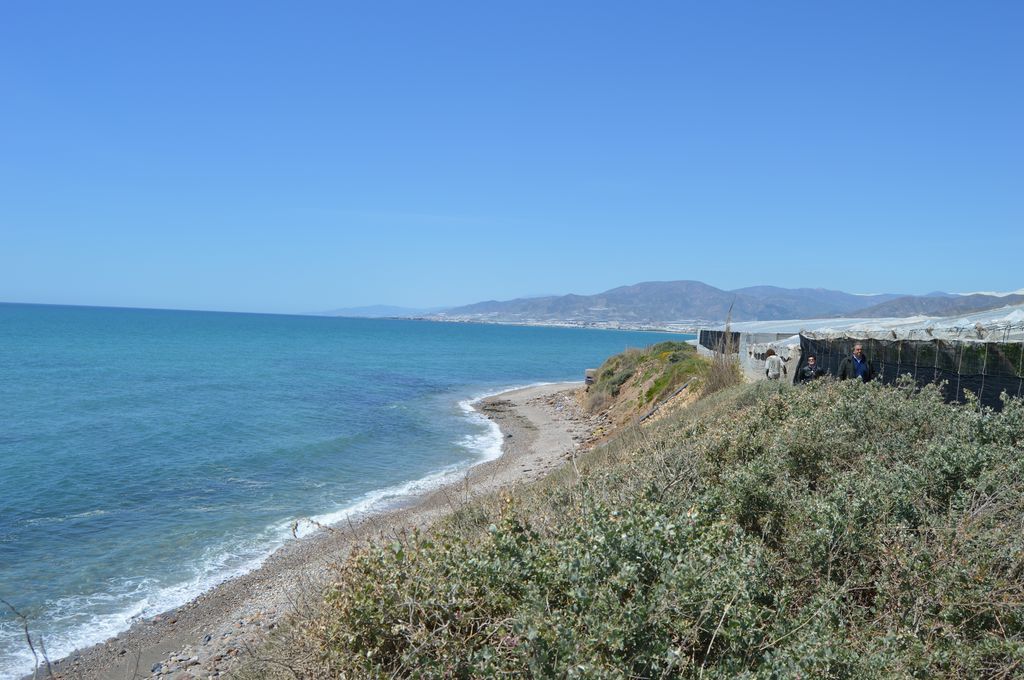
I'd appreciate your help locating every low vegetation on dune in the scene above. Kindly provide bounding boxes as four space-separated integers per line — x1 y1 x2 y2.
583 341 715 422
251 350 1024 678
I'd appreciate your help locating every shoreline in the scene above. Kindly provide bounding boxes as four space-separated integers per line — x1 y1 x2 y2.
405 316 701 334
31 381 604 680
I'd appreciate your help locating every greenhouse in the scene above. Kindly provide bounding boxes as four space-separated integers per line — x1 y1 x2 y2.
698 304 1024 409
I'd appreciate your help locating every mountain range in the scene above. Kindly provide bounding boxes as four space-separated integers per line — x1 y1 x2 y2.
403 281 1024 326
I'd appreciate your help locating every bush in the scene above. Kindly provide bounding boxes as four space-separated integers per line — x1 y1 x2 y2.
584 341 705 416
258 377 1024 678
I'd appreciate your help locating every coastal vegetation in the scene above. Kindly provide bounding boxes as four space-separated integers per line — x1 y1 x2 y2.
250 353 1024 678
583 341 705 419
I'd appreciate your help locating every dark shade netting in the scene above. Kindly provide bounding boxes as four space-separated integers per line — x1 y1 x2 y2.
799 335 1024 410
699 330 741 354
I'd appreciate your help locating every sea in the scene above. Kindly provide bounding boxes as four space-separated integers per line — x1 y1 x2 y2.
0 303 691 678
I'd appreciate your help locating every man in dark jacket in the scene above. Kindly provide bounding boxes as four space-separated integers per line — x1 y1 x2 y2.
838 344 875 382
797 355 826 383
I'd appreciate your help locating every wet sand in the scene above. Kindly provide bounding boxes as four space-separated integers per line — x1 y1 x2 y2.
34 382 607 679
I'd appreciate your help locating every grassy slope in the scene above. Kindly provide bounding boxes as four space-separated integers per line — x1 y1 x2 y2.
583 341 706 423
254 365 1024 678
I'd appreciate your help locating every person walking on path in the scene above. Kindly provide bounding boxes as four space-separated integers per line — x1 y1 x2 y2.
764 348 787 381
838 343 875 382
797 354 825 383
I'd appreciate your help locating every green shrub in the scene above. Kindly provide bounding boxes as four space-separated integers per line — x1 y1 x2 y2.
585 341 703 413
261 378 1024 678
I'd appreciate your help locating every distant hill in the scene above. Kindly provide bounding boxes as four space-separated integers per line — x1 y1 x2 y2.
332 282 1023 327
731 286 902 316
440 281 741 324
849 294 1024 318
428 281 901 324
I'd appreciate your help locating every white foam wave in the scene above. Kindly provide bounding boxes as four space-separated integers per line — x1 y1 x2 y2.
456 397 504 464
0 382 562 679
23 508 110 526
299 462 468 537
454 381 572 465
290 382 568 538
298 382 544 533
0 530 284 679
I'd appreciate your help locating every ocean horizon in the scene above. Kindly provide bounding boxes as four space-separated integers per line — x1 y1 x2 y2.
0 303 690 678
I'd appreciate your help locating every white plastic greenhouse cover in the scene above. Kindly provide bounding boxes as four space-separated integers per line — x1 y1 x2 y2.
706 302 1024 343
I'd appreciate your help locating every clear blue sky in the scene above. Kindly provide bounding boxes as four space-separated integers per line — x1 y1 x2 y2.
2 2 1021 313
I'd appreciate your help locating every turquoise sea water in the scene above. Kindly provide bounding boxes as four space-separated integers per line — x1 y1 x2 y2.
0 303 691 677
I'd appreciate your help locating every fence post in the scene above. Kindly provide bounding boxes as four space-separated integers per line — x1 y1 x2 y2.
1017 340 1023 399
955 341 965 403
979 343 989 406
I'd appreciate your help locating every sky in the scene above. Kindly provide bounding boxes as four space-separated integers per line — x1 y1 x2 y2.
2 2 1022 314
